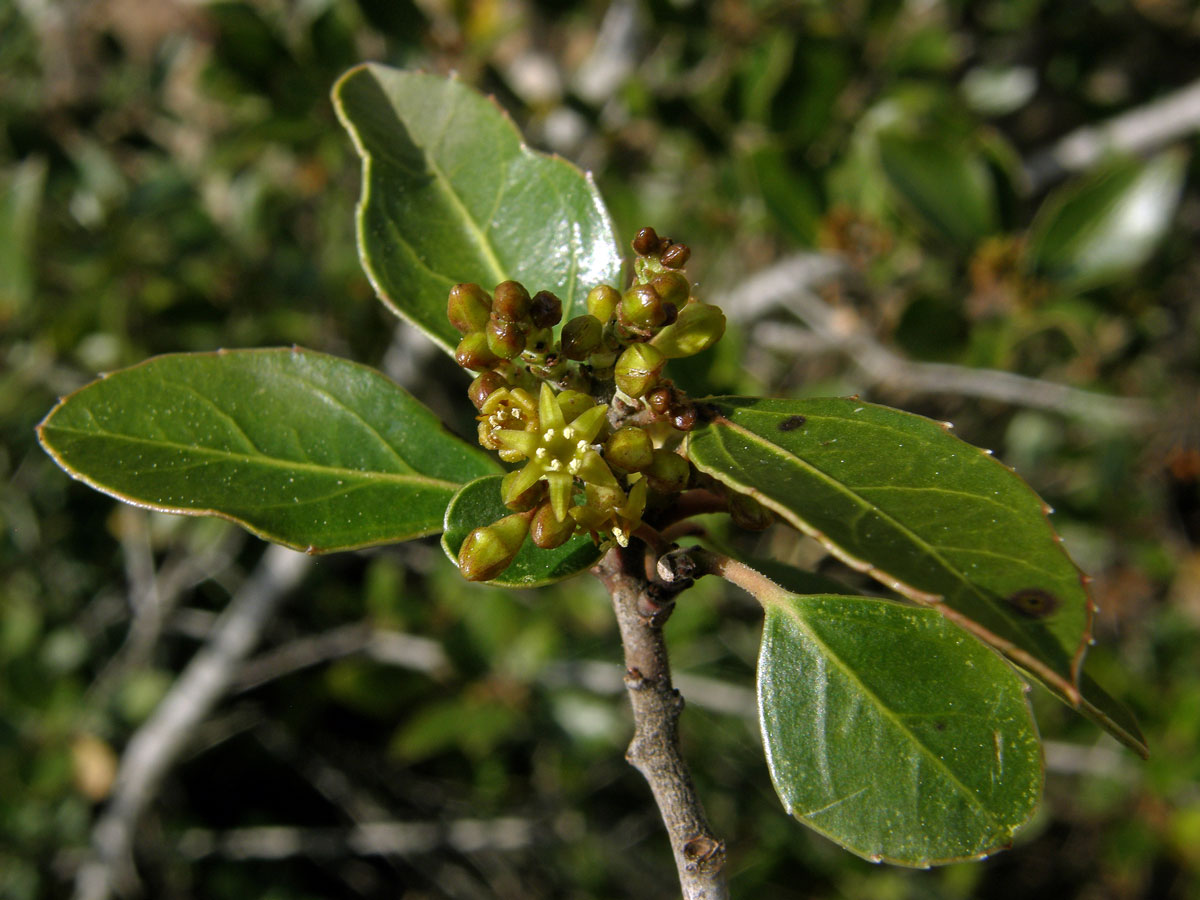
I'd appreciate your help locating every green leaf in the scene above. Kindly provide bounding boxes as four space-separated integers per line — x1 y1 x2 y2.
441 475 603 587
0 157 47 322
37 348 499 552
878 133 998 249
1026 151 1187 291
758 593 1042 866
686 398 1091 706
333 64 623 353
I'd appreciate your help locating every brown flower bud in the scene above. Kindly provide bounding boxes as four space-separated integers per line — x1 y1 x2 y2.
492 280 532 322
632 226 660 257
448 283 492 334
561 314 603 360
670 404 698 432
468 371 507 410
531 501 576 549
646 385 674 415
529 290 563 329
661 242 691 269
455 332 500 371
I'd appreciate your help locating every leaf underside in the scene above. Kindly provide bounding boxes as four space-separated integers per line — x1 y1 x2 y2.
441 474 603 587
686 397 1144 755
759 593 1042 866
37 348 500 552
333 63 624 353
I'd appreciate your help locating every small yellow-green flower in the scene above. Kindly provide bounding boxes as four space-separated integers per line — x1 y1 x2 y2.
493 383 613 521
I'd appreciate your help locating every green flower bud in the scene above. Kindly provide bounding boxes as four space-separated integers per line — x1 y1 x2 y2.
619 284 665 331
531 501 576 549
661 242 691 269
492 280 532 322
529 290 563 329
456 332 501 371
586 284 620 324
650 272 690 308
645 449 690 494
650 302 726 359
486 315 526 359
457 511 532 581
632 226 662 257
447 283 492 334
468 371 507 410
605 426 654 472
615 343 665 398
561 314 603 360
729 493 774 531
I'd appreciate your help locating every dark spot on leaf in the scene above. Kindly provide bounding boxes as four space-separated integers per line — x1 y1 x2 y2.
934 721 947 731
778 415 806 432
1004 588 1060 619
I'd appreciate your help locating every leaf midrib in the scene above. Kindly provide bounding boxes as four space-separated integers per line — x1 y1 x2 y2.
769 599 1006 827
40 424 462 490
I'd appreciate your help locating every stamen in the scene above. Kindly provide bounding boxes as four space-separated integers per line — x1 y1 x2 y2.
535 447 548 459
547 460 562 471
576 440 588 453
562 426 575 440
544 428 556 440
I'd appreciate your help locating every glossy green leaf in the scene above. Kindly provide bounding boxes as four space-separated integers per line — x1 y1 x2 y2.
37 349 499 552
441 474 603 587
878 133 998 249
333 64 624 353
759 593 1042 866
1026 151 1186 291
686 398 1091 705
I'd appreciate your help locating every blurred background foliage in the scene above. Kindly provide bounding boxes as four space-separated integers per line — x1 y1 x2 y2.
2 0 1199 897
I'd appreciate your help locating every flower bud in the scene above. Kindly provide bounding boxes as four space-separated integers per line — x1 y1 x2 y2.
486 314 526 359
619 284 665 331
605 426 654 472
531 501 576 549
729 493 774 531
492 280 532 322
586 284 620 324
646 449 690 494
632 226 661 257
468 371 507 410
661 242 691 269
615 343 665 398
448 283 492 334
561 314 603 360
650 272 690 308
671 403 697 432
456 332 500 371
457 511 531 581
650 303 726 359
646 385 674 415
529 290 563 329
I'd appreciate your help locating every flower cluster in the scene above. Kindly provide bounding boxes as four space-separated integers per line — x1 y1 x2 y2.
452 228 726 581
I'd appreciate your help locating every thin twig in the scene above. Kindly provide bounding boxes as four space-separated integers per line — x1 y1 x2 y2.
73 544 311 900
175 818 536 861
593 545 729 900
721 253 1156 428
1024 77 1200 191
